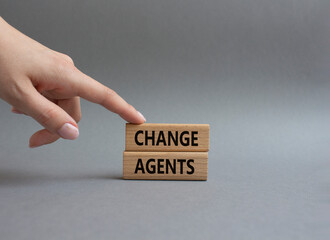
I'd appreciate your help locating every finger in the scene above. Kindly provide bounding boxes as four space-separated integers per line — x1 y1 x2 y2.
11 106 24 114
29 129 60 148
71 70 146 123
29 97 81 147
16 85 79 140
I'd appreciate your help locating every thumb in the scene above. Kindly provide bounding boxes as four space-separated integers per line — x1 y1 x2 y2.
18 88 79 140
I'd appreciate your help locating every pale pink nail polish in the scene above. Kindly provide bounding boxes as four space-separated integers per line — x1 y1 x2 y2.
137 111 146 122
57 123 79 140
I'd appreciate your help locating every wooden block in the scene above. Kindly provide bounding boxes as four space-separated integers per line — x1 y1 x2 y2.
125 123 209 152
123 151 208 180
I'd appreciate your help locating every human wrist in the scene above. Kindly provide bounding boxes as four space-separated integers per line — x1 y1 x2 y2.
0 17 10 46
0 16 8 29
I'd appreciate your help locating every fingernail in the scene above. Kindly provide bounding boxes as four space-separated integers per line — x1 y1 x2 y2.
57 123 79 140
137 111 146 122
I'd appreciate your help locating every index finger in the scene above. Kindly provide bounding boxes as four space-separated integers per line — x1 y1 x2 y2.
72 69 146 124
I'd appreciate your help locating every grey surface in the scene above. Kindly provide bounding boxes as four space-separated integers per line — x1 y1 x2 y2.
0 0 330 239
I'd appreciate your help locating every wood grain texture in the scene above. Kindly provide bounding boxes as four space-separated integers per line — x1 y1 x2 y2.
125 123 209 152
123 151 208 180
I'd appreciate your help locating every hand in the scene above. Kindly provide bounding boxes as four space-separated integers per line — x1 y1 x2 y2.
0 17 146 148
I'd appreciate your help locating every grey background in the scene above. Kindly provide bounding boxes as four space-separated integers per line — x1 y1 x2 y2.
0 0 330 239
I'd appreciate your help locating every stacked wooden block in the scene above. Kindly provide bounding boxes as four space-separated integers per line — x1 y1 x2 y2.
123 123 210 180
